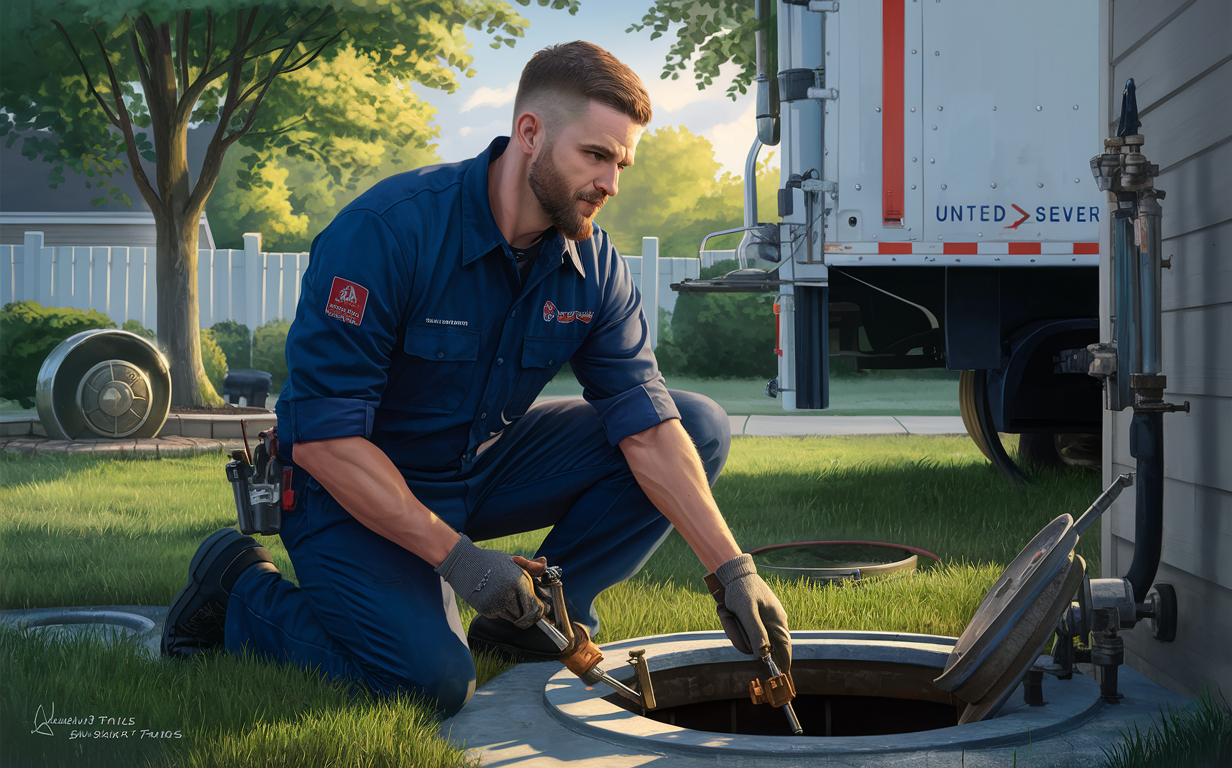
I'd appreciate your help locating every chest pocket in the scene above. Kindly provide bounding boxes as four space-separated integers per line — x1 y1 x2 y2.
400 324 481 413
504 336 585 421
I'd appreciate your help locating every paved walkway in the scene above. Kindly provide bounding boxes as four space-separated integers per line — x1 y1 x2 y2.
730 415 965 437
0 413 967 455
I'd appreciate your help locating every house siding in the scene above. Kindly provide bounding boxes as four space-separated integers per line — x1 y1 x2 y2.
1 222 214 249
1100 0 1232 698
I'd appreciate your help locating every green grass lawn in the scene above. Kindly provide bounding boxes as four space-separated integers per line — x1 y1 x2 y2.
539 368 961 416
1 435 1099 767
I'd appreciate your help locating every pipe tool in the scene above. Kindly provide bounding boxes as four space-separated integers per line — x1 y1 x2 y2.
533 565 656 713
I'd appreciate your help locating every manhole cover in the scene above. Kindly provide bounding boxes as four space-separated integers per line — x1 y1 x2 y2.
77 360 154 438
750 541 940 582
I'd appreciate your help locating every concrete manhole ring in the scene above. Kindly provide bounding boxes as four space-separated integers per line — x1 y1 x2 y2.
544 631 1103 756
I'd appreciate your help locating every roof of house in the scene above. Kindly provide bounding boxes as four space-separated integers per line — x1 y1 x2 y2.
0 125 216 214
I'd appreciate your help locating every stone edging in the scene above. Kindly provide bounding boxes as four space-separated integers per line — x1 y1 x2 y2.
1 412 276 441
1 435 229 456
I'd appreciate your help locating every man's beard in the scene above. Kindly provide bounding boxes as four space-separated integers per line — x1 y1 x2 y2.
528 143 605 241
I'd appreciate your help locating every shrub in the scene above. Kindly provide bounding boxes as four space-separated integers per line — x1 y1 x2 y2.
210 320 251 369
120 319 157 342
251 318 292 392
667 260 777 379
0 301 116 407
200 328 228 393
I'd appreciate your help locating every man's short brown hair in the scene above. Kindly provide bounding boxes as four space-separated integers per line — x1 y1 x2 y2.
513 41 652 132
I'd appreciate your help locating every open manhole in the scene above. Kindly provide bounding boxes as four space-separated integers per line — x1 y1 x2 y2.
544 631 1102 756
605 658 961 737
545 519 1097 754
749 541 941 582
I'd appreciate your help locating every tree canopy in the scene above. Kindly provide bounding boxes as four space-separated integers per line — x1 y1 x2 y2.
628 0 771 100
206 43 442 251
0 0 576 209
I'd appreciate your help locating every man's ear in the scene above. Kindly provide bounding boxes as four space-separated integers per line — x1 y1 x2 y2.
513 110 546 158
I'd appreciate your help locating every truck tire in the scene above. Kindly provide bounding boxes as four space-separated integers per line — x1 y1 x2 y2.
959 370 994 462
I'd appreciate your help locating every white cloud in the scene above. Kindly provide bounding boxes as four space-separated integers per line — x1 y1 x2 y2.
644 61 747 115
702 100 759 178
461 82 518 113
459 119 508 138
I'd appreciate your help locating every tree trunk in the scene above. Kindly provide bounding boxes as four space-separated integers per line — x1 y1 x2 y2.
155 207 218 407
153 119 222 407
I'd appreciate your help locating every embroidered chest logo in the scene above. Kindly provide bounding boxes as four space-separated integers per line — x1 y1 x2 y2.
543 300 593 324
326 277 369 326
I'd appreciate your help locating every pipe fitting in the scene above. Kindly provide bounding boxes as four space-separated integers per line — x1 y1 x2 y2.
1090 624 1125 702
1089 578 1136 629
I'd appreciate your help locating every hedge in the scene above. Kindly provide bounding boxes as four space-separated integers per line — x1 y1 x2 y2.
0 301 116 408
200 329 228 393
209 320 251 370
252 318 291 393
657 260 778 379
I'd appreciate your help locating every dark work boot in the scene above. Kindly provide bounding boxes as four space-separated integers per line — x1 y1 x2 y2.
467 615 565 663
161 528 280 659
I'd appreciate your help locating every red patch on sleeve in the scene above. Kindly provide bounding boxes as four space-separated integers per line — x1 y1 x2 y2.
325 277 369 326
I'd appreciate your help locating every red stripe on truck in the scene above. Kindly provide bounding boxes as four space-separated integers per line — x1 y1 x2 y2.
1008 242 1042 255
1073 242 1100 254
878 242 914 254
943 243 979 255
882 0 905 226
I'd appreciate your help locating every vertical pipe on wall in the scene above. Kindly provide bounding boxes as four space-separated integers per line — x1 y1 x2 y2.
1137 193 1163 375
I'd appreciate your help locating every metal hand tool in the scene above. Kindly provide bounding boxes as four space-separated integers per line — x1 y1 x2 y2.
533 565 655 712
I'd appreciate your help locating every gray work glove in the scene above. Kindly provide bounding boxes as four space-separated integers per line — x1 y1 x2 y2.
435 535 546 629
704 553 793 673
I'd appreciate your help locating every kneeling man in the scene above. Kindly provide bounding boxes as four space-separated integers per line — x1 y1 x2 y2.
162 40 792 718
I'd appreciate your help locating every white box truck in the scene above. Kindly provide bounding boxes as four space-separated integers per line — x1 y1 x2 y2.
676 0 1103 481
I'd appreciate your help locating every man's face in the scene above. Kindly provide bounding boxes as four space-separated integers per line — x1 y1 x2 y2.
527 101 643 241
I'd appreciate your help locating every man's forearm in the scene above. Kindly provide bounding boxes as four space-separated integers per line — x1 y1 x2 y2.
292 436 461 567
619 419 741 572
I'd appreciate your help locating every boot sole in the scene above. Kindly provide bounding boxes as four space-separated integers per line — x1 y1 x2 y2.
162 528 251 657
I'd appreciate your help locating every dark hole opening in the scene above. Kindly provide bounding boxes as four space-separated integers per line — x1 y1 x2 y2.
634 693 959 737
599 659 965 737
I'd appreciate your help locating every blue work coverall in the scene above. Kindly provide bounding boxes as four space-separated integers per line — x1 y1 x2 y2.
224 137 731 716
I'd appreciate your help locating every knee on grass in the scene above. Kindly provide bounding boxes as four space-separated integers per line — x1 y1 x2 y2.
362 642 477 718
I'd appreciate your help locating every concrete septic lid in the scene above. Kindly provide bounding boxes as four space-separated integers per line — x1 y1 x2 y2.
543 631 1102 757
1 605 167 658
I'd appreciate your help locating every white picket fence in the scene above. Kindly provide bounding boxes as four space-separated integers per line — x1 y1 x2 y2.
0 232 305 332
0 230 733 345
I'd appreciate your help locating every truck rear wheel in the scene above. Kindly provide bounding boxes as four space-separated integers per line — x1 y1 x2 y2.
959 370 994 462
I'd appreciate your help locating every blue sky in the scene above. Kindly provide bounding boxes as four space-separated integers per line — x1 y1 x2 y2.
412 2 759 177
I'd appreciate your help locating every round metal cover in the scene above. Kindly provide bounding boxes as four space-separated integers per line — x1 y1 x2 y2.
76 360 153 438
750 541 941 583
933 514 1081 720
36 329 171 440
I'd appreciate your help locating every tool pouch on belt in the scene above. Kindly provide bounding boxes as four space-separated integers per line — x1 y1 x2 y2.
227 427 290 536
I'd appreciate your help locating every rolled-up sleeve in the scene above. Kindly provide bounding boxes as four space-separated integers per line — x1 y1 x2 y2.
279 209 411 458
570 236 680 445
